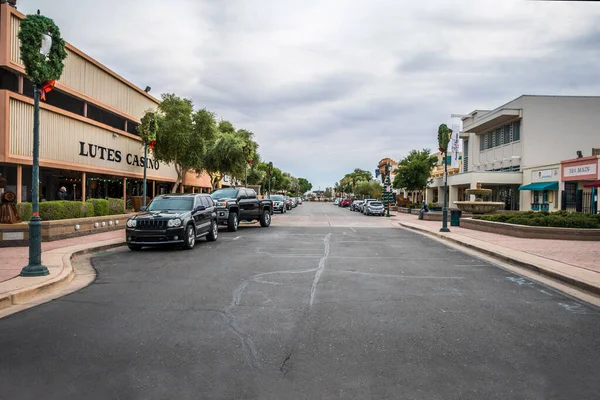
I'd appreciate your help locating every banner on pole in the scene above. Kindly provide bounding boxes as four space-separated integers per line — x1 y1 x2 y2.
451 123 460 169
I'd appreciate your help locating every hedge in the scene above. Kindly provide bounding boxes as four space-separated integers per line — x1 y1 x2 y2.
474 211 600 229
15 199 126 221
86 199 109 217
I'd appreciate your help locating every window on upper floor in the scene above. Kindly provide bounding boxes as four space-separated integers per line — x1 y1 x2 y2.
127 120 140 136
87 103 126 131
0 68 18 92
480 121 521 151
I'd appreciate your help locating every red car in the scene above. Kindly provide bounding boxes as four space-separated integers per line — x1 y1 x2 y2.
341 199 351 207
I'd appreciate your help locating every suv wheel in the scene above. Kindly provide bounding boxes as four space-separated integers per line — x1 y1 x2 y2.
227 212 239 232
207 219 218 241
183 224 196 250
260 209 271 227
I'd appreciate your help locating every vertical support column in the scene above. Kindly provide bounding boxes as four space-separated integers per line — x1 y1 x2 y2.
83 102 88 117
124 120 128 132
123 178 127 212
18 75 23 94
180 184 184 193
152 180 156 198
81 172 86 202
16 164 22 203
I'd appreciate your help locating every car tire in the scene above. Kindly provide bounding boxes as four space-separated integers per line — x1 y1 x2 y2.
128 244 142 251
260 209 271 227
183 224 196 250
227 212 239 232
207 219 218 241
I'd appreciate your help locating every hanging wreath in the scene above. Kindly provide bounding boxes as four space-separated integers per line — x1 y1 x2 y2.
437 124 451 154
18 14 67 86
137 110 160 148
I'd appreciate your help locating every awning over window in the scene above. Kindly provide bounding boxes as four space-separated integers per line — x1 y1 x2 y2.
583 180 600 188
518 181 559 191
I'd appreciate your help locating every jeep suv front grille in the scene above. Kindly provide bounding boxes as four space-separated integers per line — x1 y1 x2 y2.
137 220 166 230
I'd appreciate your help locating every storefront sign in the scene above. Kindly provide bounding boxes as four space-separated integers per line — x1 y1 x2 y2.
533 169 558 180
564 163 597 178
78 141 160 170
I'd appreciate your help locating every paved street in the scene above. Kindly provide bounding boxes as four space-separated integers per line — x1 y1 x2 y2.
1 203 599 400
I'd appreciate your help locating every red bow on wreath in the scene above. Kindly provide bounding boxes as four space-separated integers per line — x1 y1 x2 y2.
438 147 445 154
40 80 56 101
149 140 156 150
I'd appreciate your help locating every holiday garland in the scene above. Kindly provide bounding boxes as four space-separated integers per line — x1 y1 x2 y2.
437 124 451 154
18 14 67 85
138 111 160 149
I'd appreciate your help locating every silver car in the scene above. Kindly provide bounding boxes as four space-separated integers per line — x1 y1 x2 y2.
361 199 377 213
365 201 385 216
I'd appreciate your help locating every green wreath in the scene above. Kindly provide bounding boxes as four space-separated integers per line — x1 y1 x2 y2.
18 14 67 85
438 124 451 154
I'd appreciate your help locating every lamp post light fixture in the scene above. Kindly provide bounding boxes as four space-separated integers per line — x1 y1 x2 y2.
438 124 452 233
21 33 54 277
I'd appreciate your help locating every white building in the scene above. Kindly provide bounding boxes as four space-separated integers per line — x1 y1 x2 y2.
436 95 600 211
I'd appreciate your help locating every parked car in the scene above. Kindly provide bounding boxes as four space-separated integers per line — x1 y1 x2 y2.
351 200 364 211
361 199 378 214
296 197 303 205
334 198 341 205
291 197 298 208
126 193 218 251
211 187 272 232
270 195 287 213
284 196 293 210
341 199 351 207
364 201 385 216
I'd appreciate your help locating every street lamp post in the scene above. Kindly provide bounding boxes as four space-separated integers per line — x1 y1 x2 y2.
21 83 48 276
438 124 451 233
268 162 273 196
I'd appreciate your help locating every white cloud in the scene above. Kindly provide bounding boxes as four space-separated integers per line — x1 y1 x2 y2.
18 0 600 190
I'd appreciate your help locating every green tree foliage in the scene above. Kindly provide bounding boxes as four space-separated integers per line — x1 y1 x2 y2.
356 181 382 199
337 168 374 194
298 178 312 194
202 120 259 189
392 149 437 195
438 124 451 154
324 187 333 198
146 94 217 193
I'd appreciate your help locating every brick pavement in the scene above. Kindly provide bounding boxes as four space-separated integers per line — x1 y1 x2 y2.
391 212 600 275
0 230 124 283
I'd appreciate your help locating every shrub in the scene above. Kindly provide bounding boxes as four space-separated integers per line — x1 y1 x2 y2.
107 198 124 215
16 202 32 221
475 210 600 229
86 198 109 216
40 201 66 220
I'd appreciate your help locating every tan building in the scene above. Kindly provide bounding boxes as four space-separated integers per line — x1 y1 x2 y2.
0 3 212 207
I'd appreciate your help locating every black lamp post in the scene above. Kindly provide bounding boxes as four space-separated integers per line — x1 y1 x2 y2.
438 124 451 233
21 33 55 277
268 162 273 196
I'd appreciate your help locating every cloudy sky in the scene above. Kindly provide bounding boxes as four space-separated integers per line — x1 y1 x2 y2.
18 0 600 190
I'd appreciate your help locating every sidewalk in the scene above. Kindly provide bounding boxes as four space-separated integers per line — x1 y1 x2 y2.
0 230 124 312
391 213 600 295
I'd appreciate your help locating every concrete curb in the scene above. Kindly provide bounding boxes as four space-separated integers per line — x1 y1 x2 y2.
399 222 600 296
0 240 124 311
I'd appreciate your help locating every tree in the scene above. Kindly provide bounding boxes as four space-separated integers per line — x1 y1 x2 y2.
324 187 333 199
142 94 216 193
356 181 382 199
298 178 312 194
392 149 437 198
201 120 259 189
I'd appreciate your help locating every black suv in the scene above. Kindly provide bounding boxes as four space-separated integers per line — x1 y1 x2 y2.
125 193 218 251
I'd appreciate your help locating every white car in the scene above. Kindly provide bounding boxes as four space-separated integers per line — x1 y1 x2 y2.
365 201 385 216
334 198 341 205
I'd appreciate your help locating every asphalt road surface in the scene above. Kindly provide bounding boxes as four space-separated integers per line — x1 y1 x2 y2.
1 203 599 400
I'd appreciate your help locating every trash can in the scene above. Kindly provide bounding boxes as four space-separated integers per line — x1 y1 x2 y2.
450 209 462 226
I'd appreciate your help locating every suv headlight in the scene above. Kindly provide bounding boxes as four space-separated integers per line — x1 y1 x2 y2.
217 201 227 207
126 219 136 228
167 218 182 227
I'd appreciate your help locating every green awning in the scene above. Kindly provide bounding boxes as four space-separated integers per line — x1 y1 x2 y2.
518 181 559 191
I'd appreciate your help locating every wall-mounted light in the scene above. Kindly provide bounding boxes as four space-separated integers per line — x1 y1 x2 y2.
144 86 151 93
113 133 119 138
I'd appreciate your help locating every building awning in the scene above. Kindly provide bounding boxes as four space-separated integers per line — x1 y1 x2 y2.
583 180 600 188
518 181 559 191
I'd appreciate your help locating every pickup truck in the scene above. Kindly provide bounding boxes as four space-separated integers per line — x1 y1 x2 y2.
210 187 272 232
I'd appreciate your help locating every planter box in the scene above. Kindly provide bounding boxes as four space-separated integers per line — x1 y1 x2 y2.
390 206 399 211
0 213 135 247
462 218 600 241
